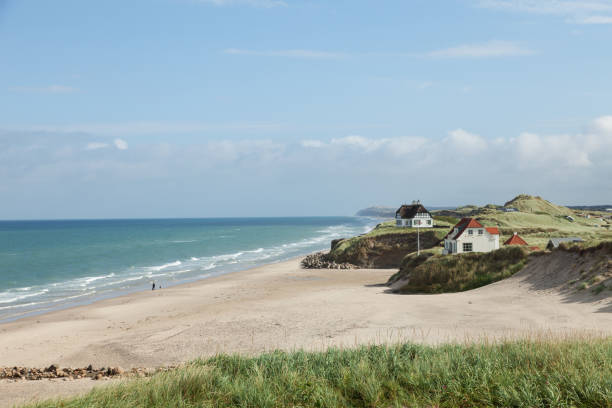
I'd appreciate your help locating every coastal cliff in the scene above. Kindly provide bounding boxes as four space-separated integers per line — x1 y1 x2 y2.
321 221 450 268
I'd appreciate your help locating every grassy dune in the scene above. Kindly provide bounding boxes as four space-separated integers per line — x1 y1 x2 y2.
388 246 531 293
27 339 612 408
434 195 612 249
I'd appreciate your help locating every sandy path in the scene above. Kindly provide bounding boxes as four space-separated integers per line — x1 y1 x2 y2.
1 257 610 407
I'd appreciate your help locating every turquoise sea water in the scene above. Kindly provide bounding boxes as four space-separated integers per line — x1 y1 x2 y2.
0 217 376 322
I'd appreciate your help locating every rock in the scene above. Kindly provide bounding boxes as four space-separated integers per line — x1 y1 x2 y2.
301 252 357 270
95 373 103 380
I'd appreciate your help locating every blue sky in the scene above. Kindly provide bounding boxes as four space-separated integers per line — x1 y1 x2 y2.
1 0 612 219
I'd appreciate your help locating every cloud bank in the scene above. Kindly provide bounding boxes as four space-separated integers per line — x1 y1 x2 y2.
1 116 611 218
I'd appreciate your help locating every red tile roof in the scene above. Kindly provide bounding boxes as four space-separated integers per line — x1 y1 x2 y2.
446 218 498 240
486 227 500 235
504 233 528 246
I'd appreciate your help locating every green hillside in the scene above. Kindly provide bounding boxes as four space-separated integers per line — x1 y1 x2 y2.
432 195 611 249
503 194 574 216
326 195 611 269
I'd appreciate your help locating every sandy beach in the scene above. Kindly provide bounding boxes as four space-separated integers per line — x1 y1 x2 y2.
1 256 610 407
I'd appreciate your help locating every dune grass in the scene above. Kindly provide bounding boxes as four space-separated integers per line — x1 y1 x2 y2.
27 339 612 408
389 246 530 293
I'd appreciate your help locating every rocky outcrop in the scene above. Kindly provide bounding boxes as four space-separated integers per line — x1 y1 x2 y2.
301 252 357 269
0 364 177 381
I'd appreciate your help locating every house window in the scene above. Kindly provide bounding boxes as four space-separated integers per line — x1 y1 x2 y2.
468 229 473 235
478 229 483 235
463 243 473 252
396 220 402 226
427 219 431 225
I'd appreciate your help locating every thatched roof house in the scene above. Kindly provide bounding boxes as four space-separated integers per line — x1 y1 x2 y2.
395 201 433 228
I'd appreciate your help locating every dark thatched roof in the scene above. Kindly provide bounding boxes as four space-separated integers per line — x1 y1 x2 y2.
395 204 431 219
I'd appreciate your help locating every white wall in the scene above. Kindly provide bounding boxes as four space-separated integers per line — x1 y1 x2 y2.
395 214 434 228
446 228 499 253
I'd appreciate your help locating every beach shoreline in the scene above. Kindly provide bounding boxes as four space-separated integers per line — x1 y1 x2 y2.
0 216 377 325
0 254 308 325
1 256 610 407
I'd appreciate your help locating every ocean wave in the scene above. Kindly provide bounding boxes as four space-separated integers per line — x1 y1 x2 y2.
147 260 182 271
0 289 49 304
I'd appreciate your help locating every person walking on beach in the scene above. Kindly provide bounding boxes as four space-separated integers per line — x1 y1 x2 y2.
152 282 156 291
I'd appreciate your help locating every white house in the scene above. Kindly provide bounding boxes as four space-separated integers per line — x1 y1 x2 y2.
395 201 433 228
443 218 500 254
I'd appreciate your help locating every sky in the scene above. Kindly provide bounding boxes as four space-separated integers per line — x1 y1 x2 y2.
1 0 612 219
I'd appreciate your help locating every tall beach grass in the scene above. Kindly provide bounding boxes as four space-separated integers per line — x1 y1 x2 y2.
28 337 612 408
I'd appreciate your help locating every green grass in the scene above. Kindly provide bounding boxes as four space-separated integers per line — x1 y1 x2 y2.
389 246 530 293
28 339 612 408
432 195 612 250
433 215 460 225
330 220 451 257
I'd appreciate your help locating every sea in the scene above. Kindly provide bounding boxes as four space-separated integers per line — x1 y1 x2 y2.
0 217 377 323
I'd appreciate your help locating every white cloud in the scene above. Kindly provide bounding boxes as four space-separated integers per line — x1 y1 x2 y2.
10 85 78 94
330 135 386 151
447 129 488 153
574 15 612 23
514 132 592 167
301 139 326 148
223 48 346 59
114 139 128 150
477 0 612 24
300 136 429 156
593 115 612 133
478 0 612 14
427 41 534 58
298 116 612 170
197 0 287 7
85 142 109 150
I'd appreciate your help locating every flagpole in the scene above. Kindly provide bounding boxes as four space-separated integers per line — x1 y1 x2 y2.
417 220 420 255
